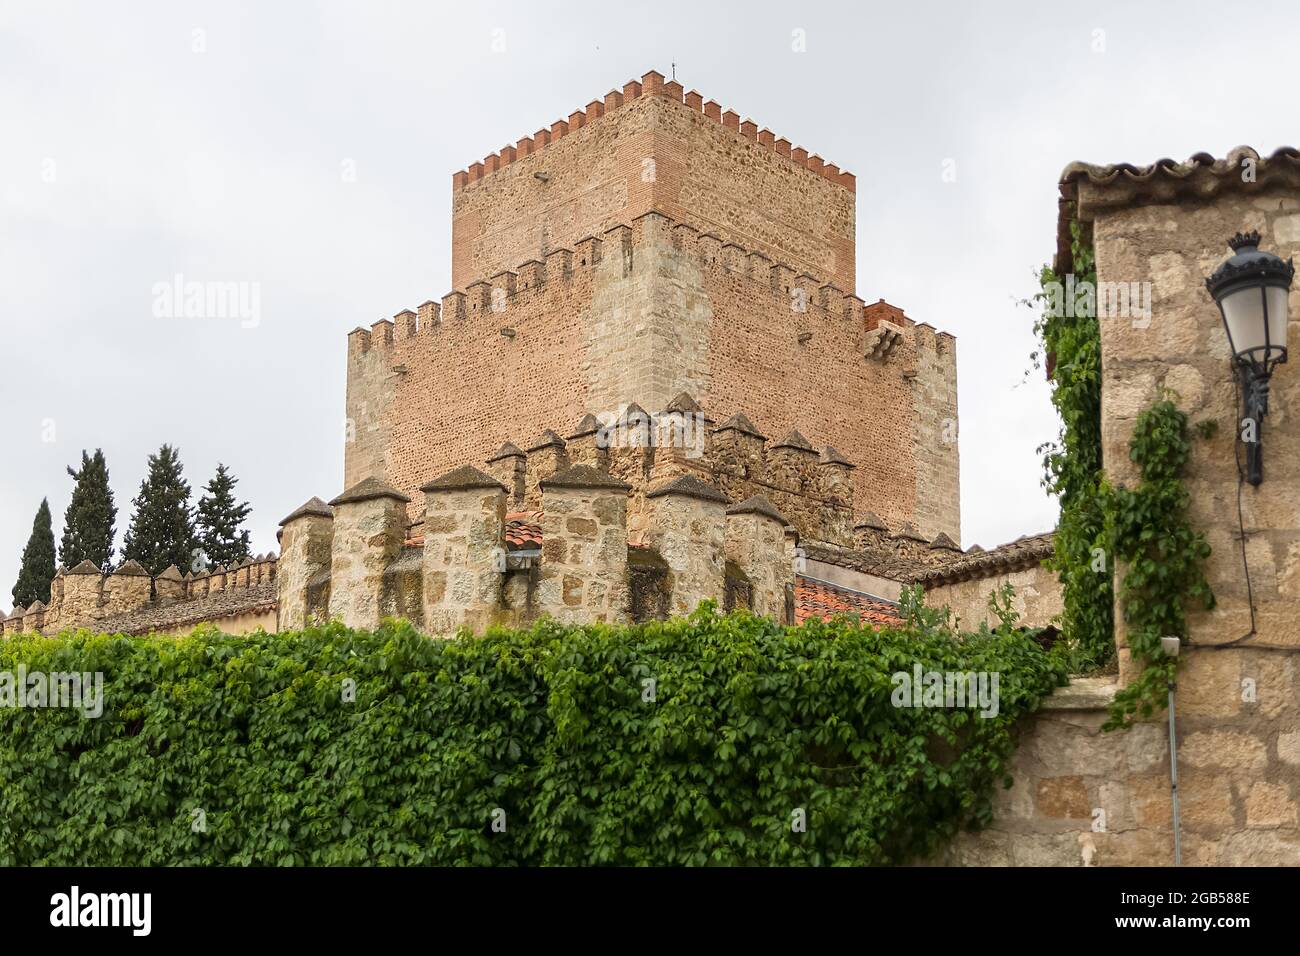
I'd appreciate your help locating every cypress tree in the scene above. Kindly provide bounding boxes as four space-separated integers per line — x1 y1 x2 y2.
122 444 197 577
12 498 56 608
59 449 117 572
195 463 252 568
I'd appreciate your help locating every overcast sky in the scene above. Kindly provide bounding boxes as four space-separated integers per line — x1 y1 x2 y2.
2 0 1297 603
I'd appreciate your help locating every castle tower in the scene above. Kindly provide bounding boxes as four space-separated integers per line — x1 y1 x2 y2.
344 70 960 543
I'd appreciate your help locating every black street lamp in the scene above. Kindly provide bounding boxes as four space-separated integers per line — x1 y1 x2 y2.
1206 231 1294 485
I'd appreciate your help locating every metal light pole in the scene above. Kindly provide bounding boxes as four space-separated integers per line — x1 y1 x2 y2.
1161 636 1182 867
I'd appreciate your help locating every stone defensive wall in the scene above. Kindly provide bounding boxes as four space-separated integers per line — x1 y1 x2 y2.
278 455 799 637
2 554 279 638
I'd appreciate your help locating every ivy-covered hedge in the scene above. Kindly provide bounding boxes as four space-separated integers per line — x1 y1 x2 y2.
0 594 1066 866
1035 220 1114 669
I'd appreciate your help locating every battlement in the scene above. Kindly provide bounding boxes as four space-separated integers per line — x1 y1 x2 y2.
0 555 279 638
350 212 952 353
293 381 972 636
454 69 855 194
437 397 864 547
282 448 799 635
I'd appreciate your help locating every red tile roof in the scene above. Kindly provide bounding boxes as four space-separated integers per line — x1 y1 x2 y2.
794 576 901 627
504 511 543 550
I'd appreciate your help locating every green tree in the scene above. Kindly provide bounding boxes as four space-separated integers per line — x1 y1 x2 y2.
59 449 117 572
12 498 56 608
195 463 252 568
122 444 197 576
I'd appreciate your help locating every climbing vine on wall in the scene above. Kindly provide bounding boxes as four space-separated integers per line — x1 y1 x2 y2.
1104 397 1215 729
1033 221 1215 722
1034 219 1114 668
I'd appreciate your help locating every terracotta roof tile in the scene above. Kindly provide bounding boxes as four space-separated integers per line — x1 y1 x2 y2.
1055 146 1300 274
504 511 543 550
795 575 901 627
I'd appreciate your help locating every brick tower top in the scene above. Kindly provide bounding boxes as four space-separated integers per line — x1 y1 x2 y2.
450 69 857 290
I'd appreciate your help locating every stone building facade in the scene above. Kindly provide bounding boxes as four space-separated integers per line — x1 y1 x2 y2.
940 146 1300 867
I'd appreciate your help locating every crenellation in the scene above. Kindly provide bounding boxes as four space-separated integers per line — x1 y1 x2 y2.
720 242 746 273
724 495 792 619
565 414 608 471
23 600 46 633
102 560 152 617
395 309 417 339
368 318 394 347
486 441 527 508
420 465 508 635
155 565 186 604
346 326 371 356
328 478 409 629
517 260 545 290
441 290 466 321
543 247 573 280
698 233 722 266
575 235 602 268
524 430 568 510
417 299 440 329
277 497 334 629
346 212 957 537
538 465 631 624
465 280 492 314
645 475 728 615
